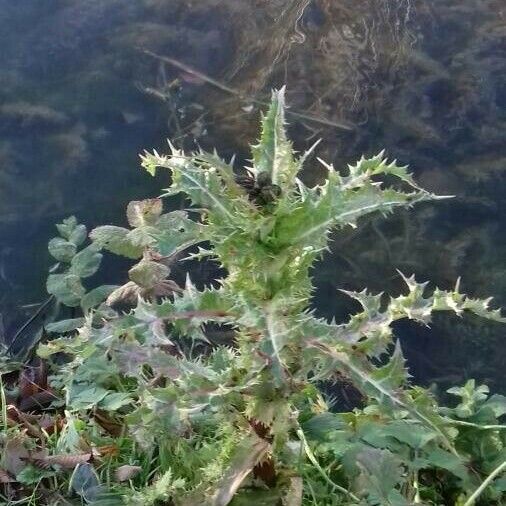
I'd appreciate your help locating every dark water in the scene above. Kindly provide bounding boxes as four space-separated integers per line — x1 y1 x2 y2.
0 0 505 391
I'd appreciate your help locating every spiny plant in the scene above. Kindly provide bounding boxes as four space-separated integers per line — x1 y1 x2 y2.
1 89 505 505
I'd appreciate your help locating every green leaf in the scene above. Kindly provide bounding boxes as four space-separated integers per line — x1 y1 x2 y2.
17 465 55 485
371 341 409 390
422 447 471 483
48 237 77 262
90 225 143 259
98 392 132 411
67 384 110 410
69 224 88 246
46 318 85 333
355 448 407 505
128 260 169 289
70 244 103 278
251 87 297 189
480 394 506 419
56 216 79 240
47 273 86 306
81 285 119 313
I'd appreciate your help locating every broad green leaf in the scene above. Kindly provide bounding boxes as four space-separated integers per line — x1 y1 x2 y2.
17 465 55 485
81 285 118 313
69 224 88 246
46 317 85 333
98 392 132 411
355 448 406 505
67 384 110 410
371 341 409 390
128 259 169 289
90 225 143 259
125 225 158 248
47 273 86 306
70 244 102 278
56 216 79 240
48 237 76 262
422 447 471 483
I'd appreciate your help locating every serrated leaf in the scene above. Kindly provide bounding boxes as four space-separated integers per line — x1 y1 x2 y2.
47 273 86 306
355 448 406 505
251 87 297 189
16 465 55 484
155 210 203 257
308 340 457 454
422 447 470 483
90 225 143 259
67 384 110 410
70 245 102 278
48 237 77 262
371 341 409 390
112 341 180 379
275 181 432 249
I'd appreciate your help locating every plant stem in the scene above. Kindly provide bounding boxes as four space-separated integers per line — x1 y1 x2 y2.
463 460 506 506
0 375 7 432
296 426 360 503
443 417 506 430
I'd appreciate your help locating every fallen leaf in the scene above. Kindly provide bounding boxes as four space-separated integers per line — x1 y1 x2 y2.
0 467 15 483
115 465 142 482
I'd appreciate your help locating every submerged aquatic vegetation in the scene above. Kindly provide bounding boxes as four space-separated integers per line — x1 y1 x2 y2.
1 91 505 505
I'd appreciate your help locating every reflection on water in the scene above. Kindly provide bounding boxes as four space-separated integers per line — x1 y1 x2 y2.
0 0 504 390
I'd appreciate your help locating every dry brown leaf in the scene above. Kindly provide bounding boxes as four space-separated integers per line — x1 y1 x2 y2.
3 436 30 475
18 358 48 399
7 405 43 438
211 434 270 506
115 464 142 482
106 281 140 306
32 453 92 470
18 390 59 411
0 468 15 483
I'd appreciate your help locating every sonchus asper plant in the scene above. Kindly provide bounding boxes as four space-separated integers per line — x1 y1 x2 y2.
31 89 505 505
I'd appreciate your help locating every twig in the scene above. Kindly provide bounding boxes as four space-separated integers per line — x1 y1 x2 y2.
142 49 355 131
463 460 506 506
